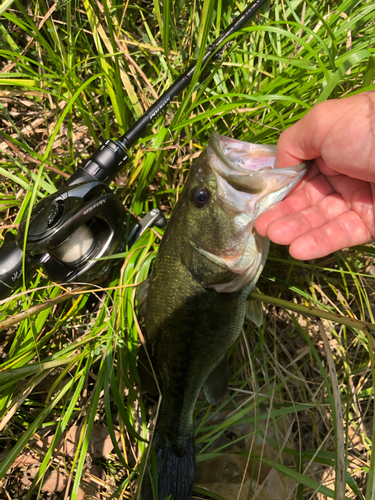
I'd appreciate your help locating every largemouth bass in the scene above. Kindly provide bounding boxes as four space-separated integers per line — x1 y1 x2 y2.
137 133 308 500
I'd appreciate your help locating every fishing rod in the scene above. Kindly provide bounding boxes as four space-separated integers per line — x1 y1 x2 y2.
0 0 268 300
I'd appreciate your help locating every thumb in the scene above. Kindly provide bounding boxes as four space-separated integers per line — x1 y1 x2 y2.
275 114 322 168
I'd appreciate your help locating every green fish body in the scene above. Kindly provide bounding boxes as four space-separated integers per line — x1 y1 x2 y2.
138 134 308 500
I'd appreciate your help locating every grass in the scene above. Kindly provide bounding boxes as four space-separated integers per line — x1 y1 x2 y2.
0 0 375 498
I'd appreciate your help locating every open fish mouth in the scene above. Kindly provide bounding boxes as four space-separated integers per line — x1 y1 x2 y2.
207 133 308 217
195 133 309 293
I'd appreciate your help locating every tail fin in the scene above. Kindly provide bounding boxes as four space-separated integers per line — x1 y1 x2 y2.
141 431 195 500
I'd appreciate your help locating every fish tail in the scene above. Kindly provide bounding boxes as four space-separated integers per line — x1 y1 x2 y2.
141 431 195 500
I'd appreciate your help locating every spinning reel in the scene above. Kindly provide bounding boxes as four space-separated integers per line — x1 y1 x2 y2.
0 0 266 300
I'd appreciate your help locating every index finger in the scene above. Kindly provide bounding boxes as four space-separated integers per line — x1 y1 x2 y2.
255 164 331 236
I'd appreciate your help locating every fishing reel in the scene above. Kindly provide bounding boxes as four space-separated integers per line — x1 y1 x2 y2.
17 180 127 284
0 140 166 300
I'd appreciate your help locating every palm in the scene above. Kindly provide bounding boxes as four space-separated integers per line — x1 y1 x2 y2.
255 161 375 260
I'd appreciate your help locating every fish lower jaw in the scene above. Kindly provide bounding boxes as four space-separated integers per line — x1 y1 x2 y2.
196 245 264 294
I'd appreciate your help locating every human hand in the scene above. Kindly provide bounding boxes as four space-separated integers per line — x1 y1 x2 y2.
255 91 375 260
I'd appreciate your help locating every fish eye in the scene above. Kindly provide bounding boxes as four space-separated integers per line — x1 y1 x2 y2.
193 188 210 208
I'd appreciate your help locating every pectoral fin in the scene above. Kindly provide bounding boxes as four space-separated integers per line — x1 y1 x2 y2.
246 298 263 327
136 277 159 395
204 354 230 405
138 345 158 396
136 276 150 325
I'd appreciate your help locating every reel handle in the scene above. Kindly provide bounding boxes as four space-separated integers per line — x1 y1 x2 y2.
127 208 167 248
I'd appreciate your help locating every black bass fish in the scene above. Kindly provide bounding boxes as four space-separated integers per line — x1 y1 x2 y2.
137 133 308 500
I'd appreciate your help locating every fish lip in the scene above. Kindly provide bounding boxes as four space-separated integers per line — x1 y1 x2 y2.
208 132 308 175
208 134 249 173
206 132 309 200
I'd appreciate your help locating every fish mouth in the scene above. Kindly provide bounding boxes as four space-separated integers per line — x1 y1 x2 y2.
195 133 309 293
206 133 308 216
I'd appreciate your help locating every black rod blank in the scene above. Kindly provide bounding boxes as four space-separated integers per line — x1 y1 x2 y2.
118 0 268 150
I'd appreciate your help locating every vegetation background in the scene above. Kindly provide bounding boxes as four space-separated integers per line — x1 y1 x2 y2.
0 0 374 498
